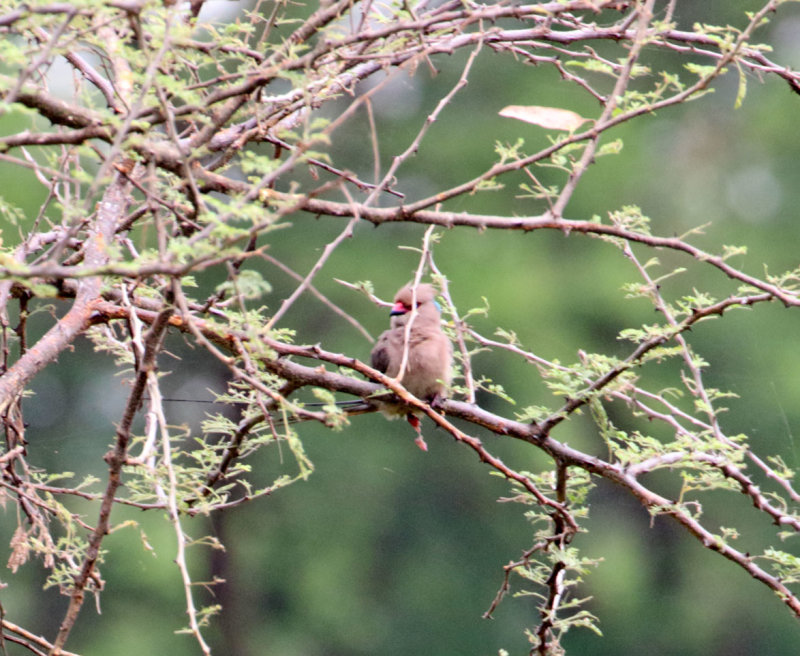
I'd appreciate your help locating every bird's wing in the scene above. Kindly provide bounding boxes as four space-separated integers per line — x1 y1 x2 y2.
370 331 392 373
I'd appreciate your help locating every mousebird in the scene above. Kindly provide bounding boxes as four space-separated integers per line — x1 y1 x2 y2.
370 283 452 450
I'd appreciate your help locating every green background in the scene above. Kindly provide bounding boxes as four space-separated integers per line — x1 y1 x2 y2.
2 1 800 654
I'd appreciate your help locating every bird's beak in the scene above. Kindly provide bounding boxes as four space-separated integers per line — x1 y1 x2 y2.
390 301 407 316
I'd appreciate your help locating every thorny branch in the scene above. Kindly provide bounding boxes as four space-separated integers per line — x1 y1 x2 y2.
81 282 800 619
52 305 174 652
1 1 800 654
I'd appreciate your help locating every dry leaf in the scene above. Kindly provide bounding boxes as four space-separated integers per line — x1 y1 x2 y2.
7 525 29 573
499 105 587 132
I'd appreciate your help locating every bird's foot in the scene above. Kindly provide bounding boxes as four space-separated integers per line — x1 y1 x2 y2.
429 393 445 412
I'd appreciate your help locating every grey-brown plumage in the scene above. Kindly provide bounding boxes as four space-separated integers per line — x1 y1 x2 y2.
370 283 452 449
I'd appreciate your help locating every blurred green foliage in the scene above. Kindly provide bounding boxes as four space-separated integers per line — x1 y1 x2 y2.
3 1 800 655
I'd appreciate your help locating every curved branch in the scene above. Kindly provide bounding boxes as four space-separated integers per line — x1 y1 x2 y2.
0 171 129 414
52 305 175 652
87 295 800 618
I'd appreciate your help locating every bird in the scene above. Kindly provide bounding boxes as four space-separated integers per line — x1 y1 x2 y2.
369 283 452 450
